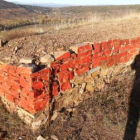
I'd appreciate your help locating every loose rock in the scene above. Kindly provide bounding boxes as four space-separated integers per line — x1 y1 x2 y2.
19 57 35 64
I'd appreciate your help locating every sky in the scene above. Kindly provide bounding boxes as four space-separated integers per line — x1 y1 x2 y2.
5 0 140 5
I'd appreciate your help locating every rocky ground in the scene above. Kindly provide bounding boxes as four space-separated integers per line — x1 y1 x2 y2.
1 18 140 65
0 100 35 140
1 18 140 140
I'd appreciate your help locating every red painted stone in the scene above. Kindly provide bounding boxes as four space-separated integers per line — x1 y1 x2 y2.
61 81 71 91
52 84 59 97
10 89 20 98
113 45 120 54
69 71 74 80
124 39 130 45
76 66 89 75
11 82 21 91
34 97 49 111
51 61 60 68
5 94 15 103
19 99 36 114
17 66 32 74
0 76 5 83
69 59 79 69
78 44 93 53
78 50 92 58
0 70 6 77
79 55 91 65
93 43 101 53
119 46 127 53
92 52 103 58
7 65 19 77
131 39 137 44
103 49 111 56
106 56 115 67
101 41 109 50
20 75 32 88
60 62 70 71
8 75 19 82
0 64 7 72
92 59 101 68
0 89 4 96
100 56 107 62
58 71 74 83
71 53 77 59
32 81 43 90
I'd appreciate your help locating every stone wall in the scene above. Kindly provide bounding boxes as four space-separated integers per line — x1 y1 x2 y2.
0 37 140 130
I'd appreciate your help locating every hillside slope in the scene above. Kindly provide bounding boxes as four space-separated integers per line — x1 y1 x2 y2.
0 0 19 9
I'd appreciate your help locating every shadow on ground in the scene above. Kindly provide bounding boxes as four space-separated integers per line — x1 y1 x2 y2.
124 54 140 140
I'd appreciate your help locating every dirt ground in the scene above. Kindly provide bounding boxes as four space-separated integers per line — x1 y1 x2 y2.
0 100 36 140
1 18 140 65
40 66 140 140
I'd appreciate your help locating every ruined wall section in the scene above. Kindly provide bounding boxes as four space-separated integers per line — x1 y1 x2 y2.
50 38 140 97
0 65 50 115
0 37 140 128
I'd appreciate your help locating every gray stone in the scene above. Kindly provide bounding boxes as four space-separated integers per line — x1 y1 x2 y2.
0 39 2 47
79 88 84 94
51 135 59 140
86 83 94 91
51 51 68 59
88 66 101 74
82 82 87 90
19 57 35 64
69 43 91 54
37 135 46 140
51 111 58 121
40 54 54 65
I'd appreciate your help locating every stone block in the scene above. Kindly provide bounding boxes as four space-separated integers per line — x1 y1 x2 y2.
52 51 70 60
37 136 46 140
52 84 59 97
0 39 2 48
88 66 101 74
69 43 92 54
86 82 94 92
91 71 99 78
19 57 35 64
60 62 70 71
76 66 89 76
78 50 92 58
92 59 101 68
103 49 112 56
101 41 109 51
92 52 102 58
32 81 44 90
17 66 33 74
113 45 120 54
61 81 71 91
81 82 87 90
79 55 91 65
93 43 101 53
40 54 54 65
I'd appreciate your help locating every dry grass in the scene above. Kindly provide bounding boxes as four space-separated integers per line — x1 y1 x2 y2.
0 26 44 42
40 65 136 140
54 11 140 30
0 99 36 140
1 10 140 43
